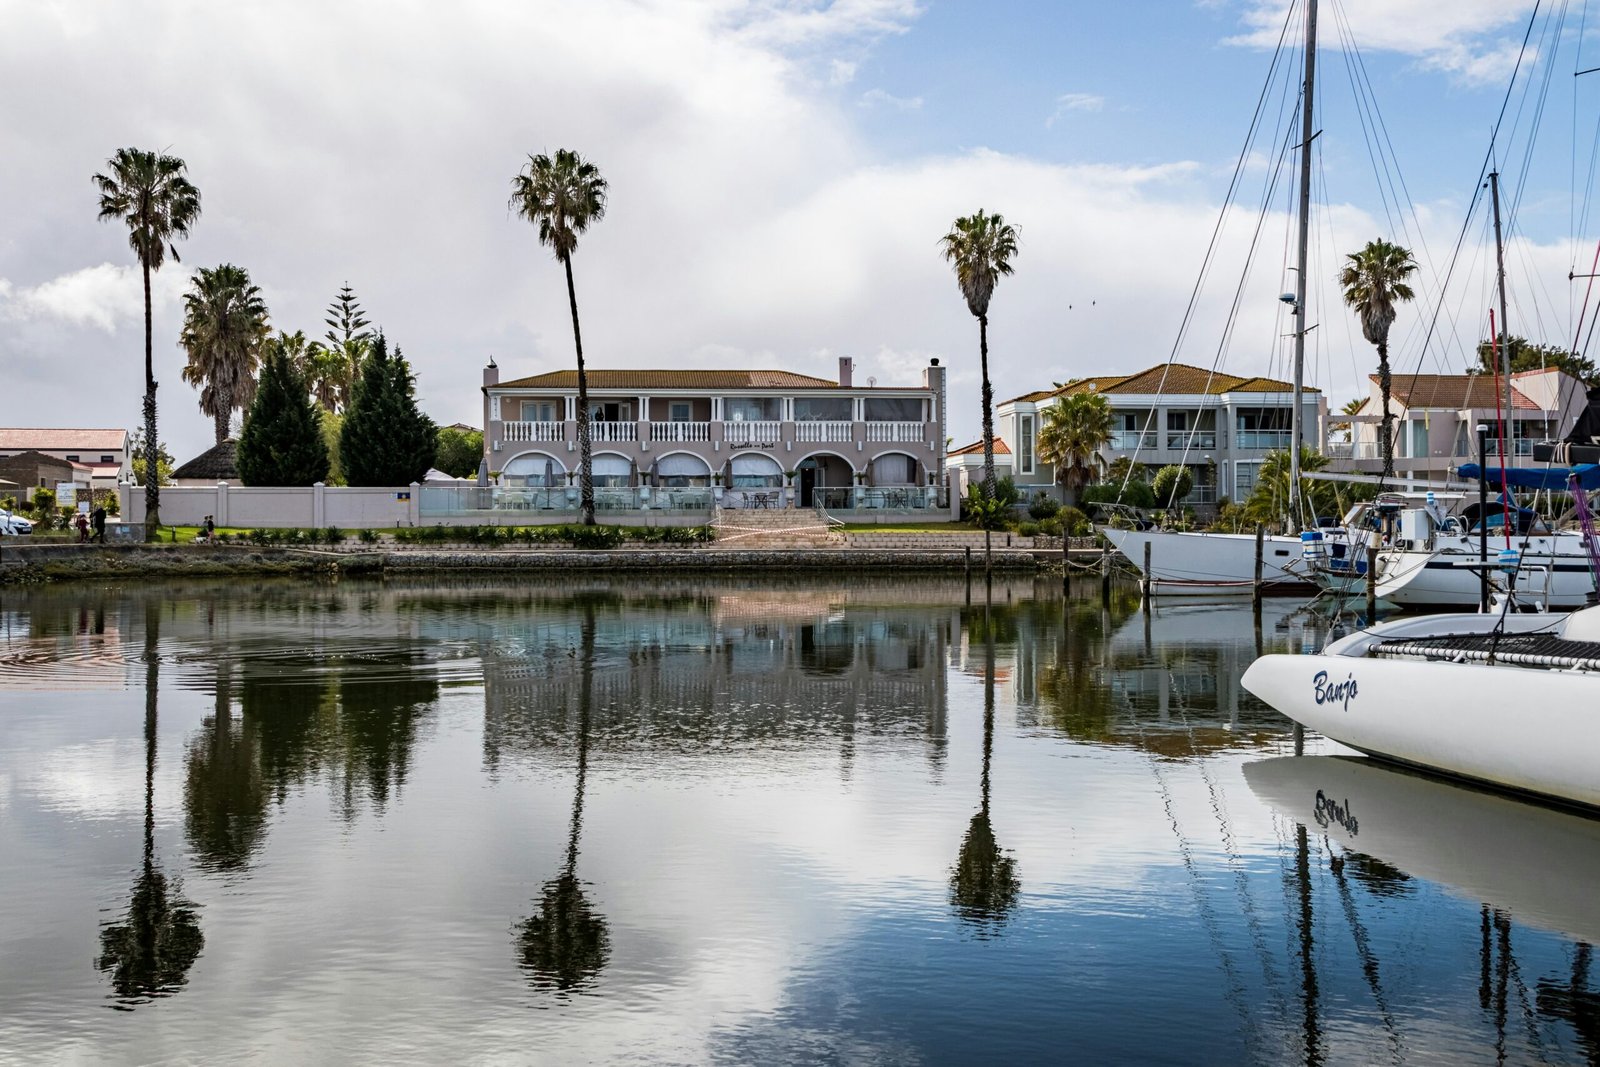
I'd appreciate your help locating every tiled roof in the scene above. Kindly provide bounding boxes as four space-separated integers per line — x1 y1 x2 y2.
0 427 127 451
949 438 1011 457
496 369 839 390
1010 363 1315 404
1376 374 1541 411
172 440 239 480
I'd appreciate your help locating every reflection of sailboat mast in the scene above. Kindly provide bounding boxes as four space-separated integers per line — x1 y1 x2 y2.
1294 823 1322 1067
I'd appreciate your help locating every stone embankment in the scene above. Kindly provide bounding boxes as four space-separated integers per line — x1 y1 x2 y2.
0 541 1037 583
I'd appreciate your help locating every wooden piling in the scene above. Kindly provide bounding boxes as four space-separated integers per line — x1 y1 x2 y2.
1100 548 1112 606
1366 544 1379 621
1142 540 1153 611
1252 525 1264 611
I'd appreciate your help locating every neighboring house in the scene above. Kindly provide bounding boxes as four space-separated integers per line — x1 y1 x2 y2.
945 439 1013 498
0 450 93 502
1328 368 1586 482
480 356 948 509
952 363 1324 509
171 440 240 486
0 428 129 489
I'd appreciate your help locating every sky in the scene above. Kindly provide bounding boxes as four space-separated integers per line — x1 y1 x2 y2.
2 0 1596 462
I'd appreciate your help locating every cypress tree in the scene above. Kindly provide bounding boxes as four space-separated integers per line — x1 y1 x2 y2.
237 338 329 486
340 333 437 486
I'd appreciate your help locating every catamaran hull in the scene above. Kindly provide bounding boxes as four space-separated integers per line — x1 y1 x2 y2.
1375 540 1599 609
1243 755 1600 945
1241 652 1600 808
1099 527 1314 596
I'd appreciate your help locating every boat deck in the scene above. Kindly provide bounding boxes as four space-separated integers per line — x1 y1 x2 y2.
1371 631 1600 671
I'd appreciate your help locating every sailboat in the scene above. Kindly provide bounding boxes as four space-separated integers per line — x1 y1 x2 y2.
1101 1 1328 596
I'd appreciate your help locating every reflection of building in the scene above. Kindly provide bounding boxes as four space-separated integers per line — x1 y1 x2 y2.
480 594 952 773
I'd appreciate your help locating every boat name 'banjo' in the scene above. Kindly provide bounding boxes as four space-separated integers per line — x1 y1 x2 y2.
1312 670 1358 711
1313 790 1358 836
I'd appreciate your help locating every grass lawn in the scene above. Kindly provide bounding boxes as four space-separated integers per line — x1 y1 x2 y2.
837 521 977 533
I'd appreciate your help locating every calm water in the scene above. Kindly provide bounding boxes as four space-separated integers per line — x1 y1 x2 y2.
0 576 1596 1066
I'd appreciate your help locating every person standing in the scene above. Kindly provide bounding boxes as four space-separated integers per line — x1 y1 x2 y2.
92 505 107 543
75 511 90 543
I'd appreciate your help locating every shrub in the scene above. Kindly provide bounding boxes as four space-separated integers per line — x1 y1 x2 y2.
1079 480 1155 515
1027 492 1061 520
566 524 624 549
1018 520 1040 537
1058 505 1091 537
1151 465 1194 509
357 528 380 544
324 526 346 545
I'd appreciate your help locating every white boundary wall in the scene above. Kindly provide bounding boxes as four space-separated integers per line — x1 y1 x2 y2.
120 482 422 528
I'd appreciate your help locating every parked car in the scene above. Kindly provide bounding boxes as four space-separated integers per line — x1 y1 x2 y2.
0 509 34 535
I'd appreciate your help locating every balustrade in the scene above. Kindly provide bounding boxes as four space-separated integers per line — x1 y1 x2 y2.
795 421 854 443
723 420 782 447
651 421 711 443
863 421 924 443
502 421 566 443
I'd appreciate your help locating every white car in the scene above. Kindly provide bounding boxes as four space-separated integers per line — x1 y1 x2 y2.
0 509 34 536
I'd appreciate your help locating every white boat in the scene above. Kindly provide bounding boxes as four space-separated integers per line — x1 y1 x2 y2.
1374 532 1598 609
1243 754 1600 945
1099 526 1315 596
1241 604 1600 809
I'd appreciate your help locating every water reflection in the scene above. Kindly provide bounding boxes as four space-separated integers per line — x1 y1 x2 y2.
515 602 610 994
95 601 204 1008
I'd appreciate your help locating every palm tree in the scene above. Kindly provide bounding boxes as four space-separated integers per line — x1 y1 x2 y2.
1037 392 1113 502
94 149 202 534
1339 239 1416 480
940 210 1019 499
510 150 608 525
179 265 270 447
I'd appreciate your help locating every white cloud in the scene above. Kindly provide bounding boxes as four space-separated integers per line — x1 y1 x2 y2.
1046 92 1105 128
858 87 923 110
0 262 188 332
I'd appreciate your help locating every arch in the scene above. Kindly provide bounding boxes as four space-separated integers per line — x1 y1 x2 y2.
729 451 783 489
588 451 634 487
794 449 859 474
651 450 712 488
502 450 566 486
868 450 920 486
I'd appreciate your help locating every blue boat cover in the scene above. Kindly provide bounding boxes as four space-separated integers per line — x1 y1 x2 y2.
1455 463 1600 491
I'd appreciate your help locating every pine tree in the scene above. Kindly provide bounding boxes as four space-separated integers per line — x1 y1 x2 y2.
237 335 330 486
340 333 437 486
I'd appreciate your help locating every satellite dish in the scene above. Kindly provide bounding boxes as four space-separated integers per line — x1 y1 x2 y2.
868 376 877 387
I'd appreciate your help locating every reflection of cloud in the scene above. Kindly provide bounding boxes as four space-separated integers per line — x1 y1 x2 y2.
28 740 183 821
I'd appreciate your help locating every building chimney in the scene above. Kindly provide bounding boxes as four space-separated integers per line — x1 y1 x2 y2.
483 357 499 388
838 356 853 388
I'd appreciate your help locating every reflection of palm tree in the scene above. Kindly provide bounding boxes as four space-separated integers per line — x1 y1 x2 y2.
96 602 204 1006
516 604 610 992
950 595 1019 933
183 661 266 872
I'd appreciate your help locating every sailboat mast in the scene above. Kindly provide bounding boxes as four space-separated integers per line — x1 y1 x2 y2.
1289 0 1317 531
1489 171 1513 447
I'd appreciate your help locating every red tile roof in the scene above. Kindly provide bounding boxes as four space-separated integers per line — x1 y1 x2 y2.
0 428 127 451
949 439 1011 457
1007 363 1314 404
1375 374 1541 410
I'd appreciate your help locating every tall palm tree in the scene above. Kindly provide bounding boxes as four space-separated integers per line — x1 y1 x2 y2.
940 210 1019 500
510 150 608 525
1339 239 1416 481
179 264 270 447
94 149 201 535
1036 392 1113 502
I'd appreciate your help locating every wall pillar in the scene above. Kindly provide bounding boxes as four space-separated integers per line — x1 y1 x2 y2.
408 482 422 526
312 481 326 527
215 481 229 527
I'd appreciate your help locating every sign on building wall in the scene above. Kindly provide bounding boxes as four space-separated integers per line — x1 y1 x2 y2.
55 482 76 508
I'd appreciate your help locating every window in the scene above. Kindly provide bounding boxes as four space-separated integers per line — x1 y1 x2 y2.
731 454 782 487
1235 461 1261 499
1411 421 1429 459
669 401 693 422
863 397 922 421
66 455 80 462
655 453 711 487
725 398 780 422
590 455 632 487
100 455 115 463
589 402 631 422
1019 414 1035 475
794 397 851 421
1166 411 1188 431
870 454 916 485
504 453 563 485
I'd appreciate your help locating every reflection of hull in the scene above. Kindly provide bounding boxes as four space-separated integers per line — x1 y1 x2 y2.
1375 536 1598 608
1100 527 1313 596
1241 614 1600 808
1244 755 1600 945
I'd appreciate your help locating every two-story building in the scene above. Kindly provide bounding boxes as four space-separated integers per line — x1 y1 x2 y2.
0 428 129 489
1329 368 1587 482
951 363 1323 509
477 356 948 516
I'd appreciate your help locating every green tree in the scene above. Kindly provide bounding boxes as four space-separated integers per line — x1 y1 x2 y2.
1037 392 1112 499
94 148 202 535
940 209 1019 500
511 149 608 525
320 410 345 485
1105 455 1146 486
128 427 174 487
304 284 373 412
340 333 437 486
1241 448 1371 527
1340 239 1416 480
237 334 330 486
179 264 271 447
435 426 484 479
1152 464 1194 510
1469 335 1600 387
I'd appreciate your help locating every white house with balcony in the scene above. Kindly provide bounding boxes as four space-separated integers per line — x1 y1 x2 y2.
951 363 1324 509
1328 368 1587 482
475 356 949 519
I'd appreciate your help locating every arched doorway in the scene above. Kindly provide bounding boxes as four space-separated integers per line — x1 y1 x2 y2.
796 452 854 508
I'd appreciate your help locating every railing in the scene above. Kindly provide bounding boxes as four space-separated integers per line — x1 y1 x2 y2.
651 421 710 443
589 421 637 443
1186 485 1218 505
1235 430 1292 449
421 484 716 515
724 420 782 447
815 486 939 510
1165 431 1218 450
795 421 854 443
502 421 566 443
1484 439 1536 457
650 488 713 511
1109 430 1157 450
864 421 925 443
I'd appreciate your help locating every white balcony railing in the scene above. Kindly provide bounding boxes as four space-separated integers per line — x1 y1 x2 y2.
1165 431 1218 450
502 420 566 443
864 421 924 443
795 421 854 443
651 421 710 443
724 420 782 447
1109 430 1157 450
1235 430 1292 450
589 421 637 443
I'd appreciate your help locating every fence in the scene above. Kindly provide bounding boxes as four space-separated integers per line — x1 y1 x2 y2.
121 482 419 528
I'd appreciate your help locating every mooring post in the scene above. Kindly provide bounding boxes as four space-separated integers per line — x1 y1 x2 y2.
1061 530 1069 591
1366 544 1379 621
1141 540 1152 611
1100 548 1112 606
965 544 971 579
1252 524 1264 612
